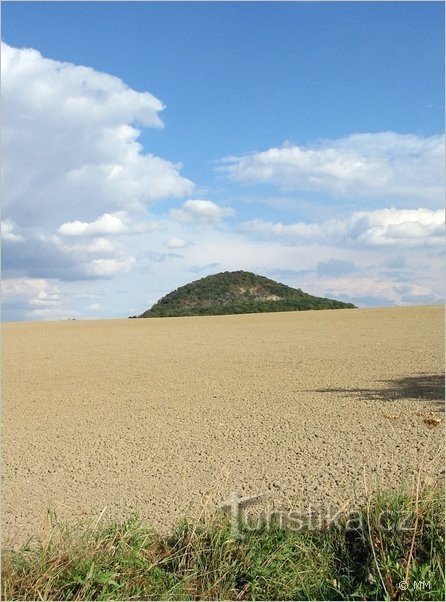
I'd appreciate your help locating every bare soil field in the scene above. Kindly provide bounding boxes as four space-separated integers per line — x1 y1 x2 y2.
2 306 444 544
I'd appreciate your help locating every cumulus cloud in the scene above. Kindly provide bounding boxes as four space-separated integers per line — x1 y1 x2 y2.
1 277 67 320
29 289 60 306
3 227 135 282
1 41 192 314
240 208 444 248
353 209 445 247
169 199 235 224
88 257 135 277
58 213 128 236
222 133 445 205
1 42 194 229
58 212 159 236
2 220 24 242
2 277 60 303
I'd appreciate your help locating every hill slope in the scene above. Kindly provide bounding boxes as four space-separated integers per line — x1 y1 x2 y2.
137 271 355 318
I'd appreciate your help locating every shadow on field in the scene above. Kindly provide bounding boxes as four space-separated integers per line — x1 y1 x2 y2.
315 374 445 411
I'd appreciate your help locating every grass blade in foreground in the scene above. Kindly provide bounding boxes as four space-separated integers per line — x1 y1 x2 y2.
2 485 444 601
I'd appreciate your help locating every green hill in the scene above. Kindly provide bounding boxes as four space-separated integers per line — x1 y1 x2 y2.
136 271 356 318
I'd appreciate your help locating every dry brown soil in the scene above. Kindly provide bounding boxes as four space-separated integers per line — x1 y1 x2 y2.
2 306 444 544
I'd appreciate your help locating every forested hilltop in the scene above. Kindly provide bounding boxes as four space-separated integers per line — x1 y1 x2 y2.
136 271 356 318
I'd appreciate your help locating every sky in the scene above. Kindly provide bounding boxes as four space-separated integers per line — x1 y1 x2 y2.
1 1 445 322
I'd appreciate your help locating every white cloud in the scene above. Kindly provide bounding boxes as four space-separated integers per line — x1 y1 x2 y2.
352 208 445 247
87 257 135 277
169 199 235 224
2 42 187 296
59 213 128 236
164 237 192 249
241 208 444 248
29 289 60 306
2 276 102 320
89 303 103 311
3 225 135 281
222 133 444 205
2 42 194 229
2 220 24 242
69 237 123 256
1 277 61 308
58 212 159 236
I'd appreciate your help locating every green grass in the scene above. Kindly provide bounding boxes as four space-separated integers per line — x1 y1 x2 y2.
2 485 444 601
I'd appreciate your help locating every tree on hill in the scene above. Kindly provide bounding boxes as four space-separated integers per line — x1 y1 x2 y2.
136 271 356 318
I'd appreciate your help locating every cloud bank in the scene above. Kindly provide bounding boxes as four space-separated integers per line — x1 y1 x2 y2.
222 133 444 206
1 42 193 230
240 208 444 248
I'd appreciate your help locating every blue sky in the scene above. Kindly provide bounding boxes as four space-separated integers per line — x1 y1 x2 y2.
2 1 444 321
